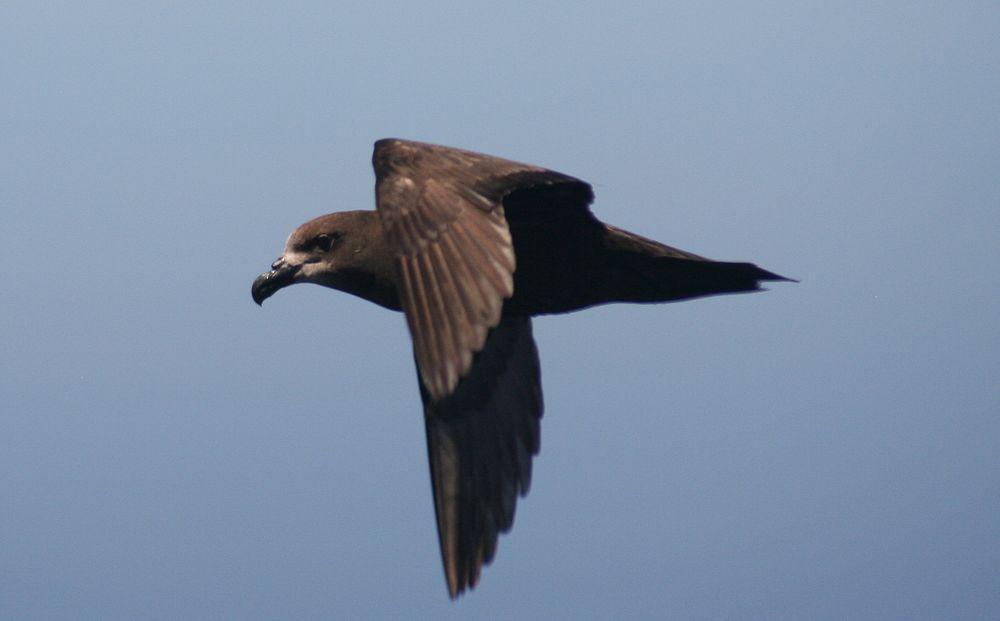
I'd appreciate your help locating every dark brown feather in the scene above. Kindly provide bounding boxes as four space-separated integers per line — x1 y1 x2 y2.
368 138 789 598
373 139 577 597
374 140 561 400
254 139 790 600
422 315 542 598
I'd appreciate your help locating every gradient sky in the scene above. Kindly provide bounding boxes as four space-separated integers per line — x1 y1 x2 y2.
3 2 998 619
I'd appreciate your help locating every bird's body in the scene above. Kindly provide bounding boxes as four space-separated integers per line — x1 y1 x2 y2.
252 139 790 597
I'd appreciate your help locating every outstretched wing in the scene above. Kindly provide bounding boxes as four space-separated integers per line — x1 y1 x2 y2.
371 138 582 596
373 138 583 399
422 315 542 597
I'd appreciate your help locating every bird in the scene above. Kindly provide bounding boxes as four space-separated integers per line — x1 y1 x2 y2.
251 138 791 598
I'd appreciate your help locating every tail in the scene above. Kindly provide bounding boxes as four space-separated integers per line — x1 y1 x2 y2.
599 224 793 304
604 256 791 303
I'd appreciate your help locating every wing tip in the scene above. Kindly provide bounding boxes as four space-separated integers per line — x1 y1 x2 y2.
445 574 466 600
444 563 483 600
445 566 462 599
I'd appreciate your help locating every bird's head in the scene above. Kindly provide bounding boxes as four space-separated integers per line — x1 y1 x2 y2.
252 210 394 306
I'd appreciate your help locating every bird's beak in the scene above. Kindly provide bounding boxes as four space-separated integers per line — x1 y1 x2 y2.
252 257 300 305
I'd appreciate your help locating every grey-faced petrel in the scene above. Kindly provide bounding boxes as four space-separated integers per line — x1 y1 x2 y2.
252 138 790 598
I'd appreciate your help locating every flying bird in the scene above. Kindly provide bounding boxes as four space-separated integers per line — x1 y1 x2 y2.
251 138 790 598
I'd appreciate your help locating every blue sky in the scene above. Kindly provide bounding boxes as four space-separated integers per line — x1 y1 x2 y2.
2 2 998 619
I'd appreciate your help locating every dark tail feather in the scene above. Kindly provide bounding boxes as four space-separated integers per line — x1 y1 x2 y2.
606 255 794 304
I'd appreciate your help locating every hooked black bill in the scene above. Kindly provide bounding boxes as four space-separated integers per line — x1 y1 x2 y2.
251 261 300 305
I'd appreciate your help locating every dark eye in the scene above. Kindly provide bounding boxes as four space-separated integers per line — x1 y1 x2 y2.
313 232 342 251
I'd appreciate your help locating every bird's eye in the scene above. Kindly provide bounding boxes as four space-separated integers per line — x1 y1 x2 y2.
313 232 342 251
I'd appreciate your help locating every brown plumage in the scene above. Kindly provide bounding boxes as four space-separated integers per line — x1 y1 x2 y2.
251 138 791 598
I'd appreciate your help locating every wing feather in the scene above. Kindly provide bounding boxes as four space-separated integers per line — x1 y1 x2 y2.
373 139 573 597
378 169 517 399
423 316 543 597
436 231 491 343
428 242 474 372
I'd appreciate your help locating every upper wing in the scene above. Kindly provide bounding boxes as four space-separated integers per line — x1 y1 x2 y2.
372 139 584 596
372 138 585 400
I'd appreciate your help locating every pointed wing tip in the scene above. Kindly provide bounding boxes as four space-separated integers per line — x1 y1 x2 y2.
445 569 481 600
446 579 463 600
446 577 460 599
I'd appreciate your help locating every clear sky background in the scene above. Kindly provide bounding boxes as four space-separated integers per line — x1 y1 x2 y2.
3 2 998 619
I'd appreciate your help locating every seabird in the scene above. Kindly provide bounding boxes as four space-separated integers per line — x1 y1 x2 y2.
252 138 790 598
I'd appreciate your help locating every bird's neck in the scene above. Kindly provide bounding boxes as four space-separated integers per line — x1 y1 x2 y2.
321 212 402 311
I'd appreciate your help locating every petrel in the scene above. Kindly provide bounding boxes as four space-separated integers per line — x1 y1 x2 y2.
252 139 790 598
